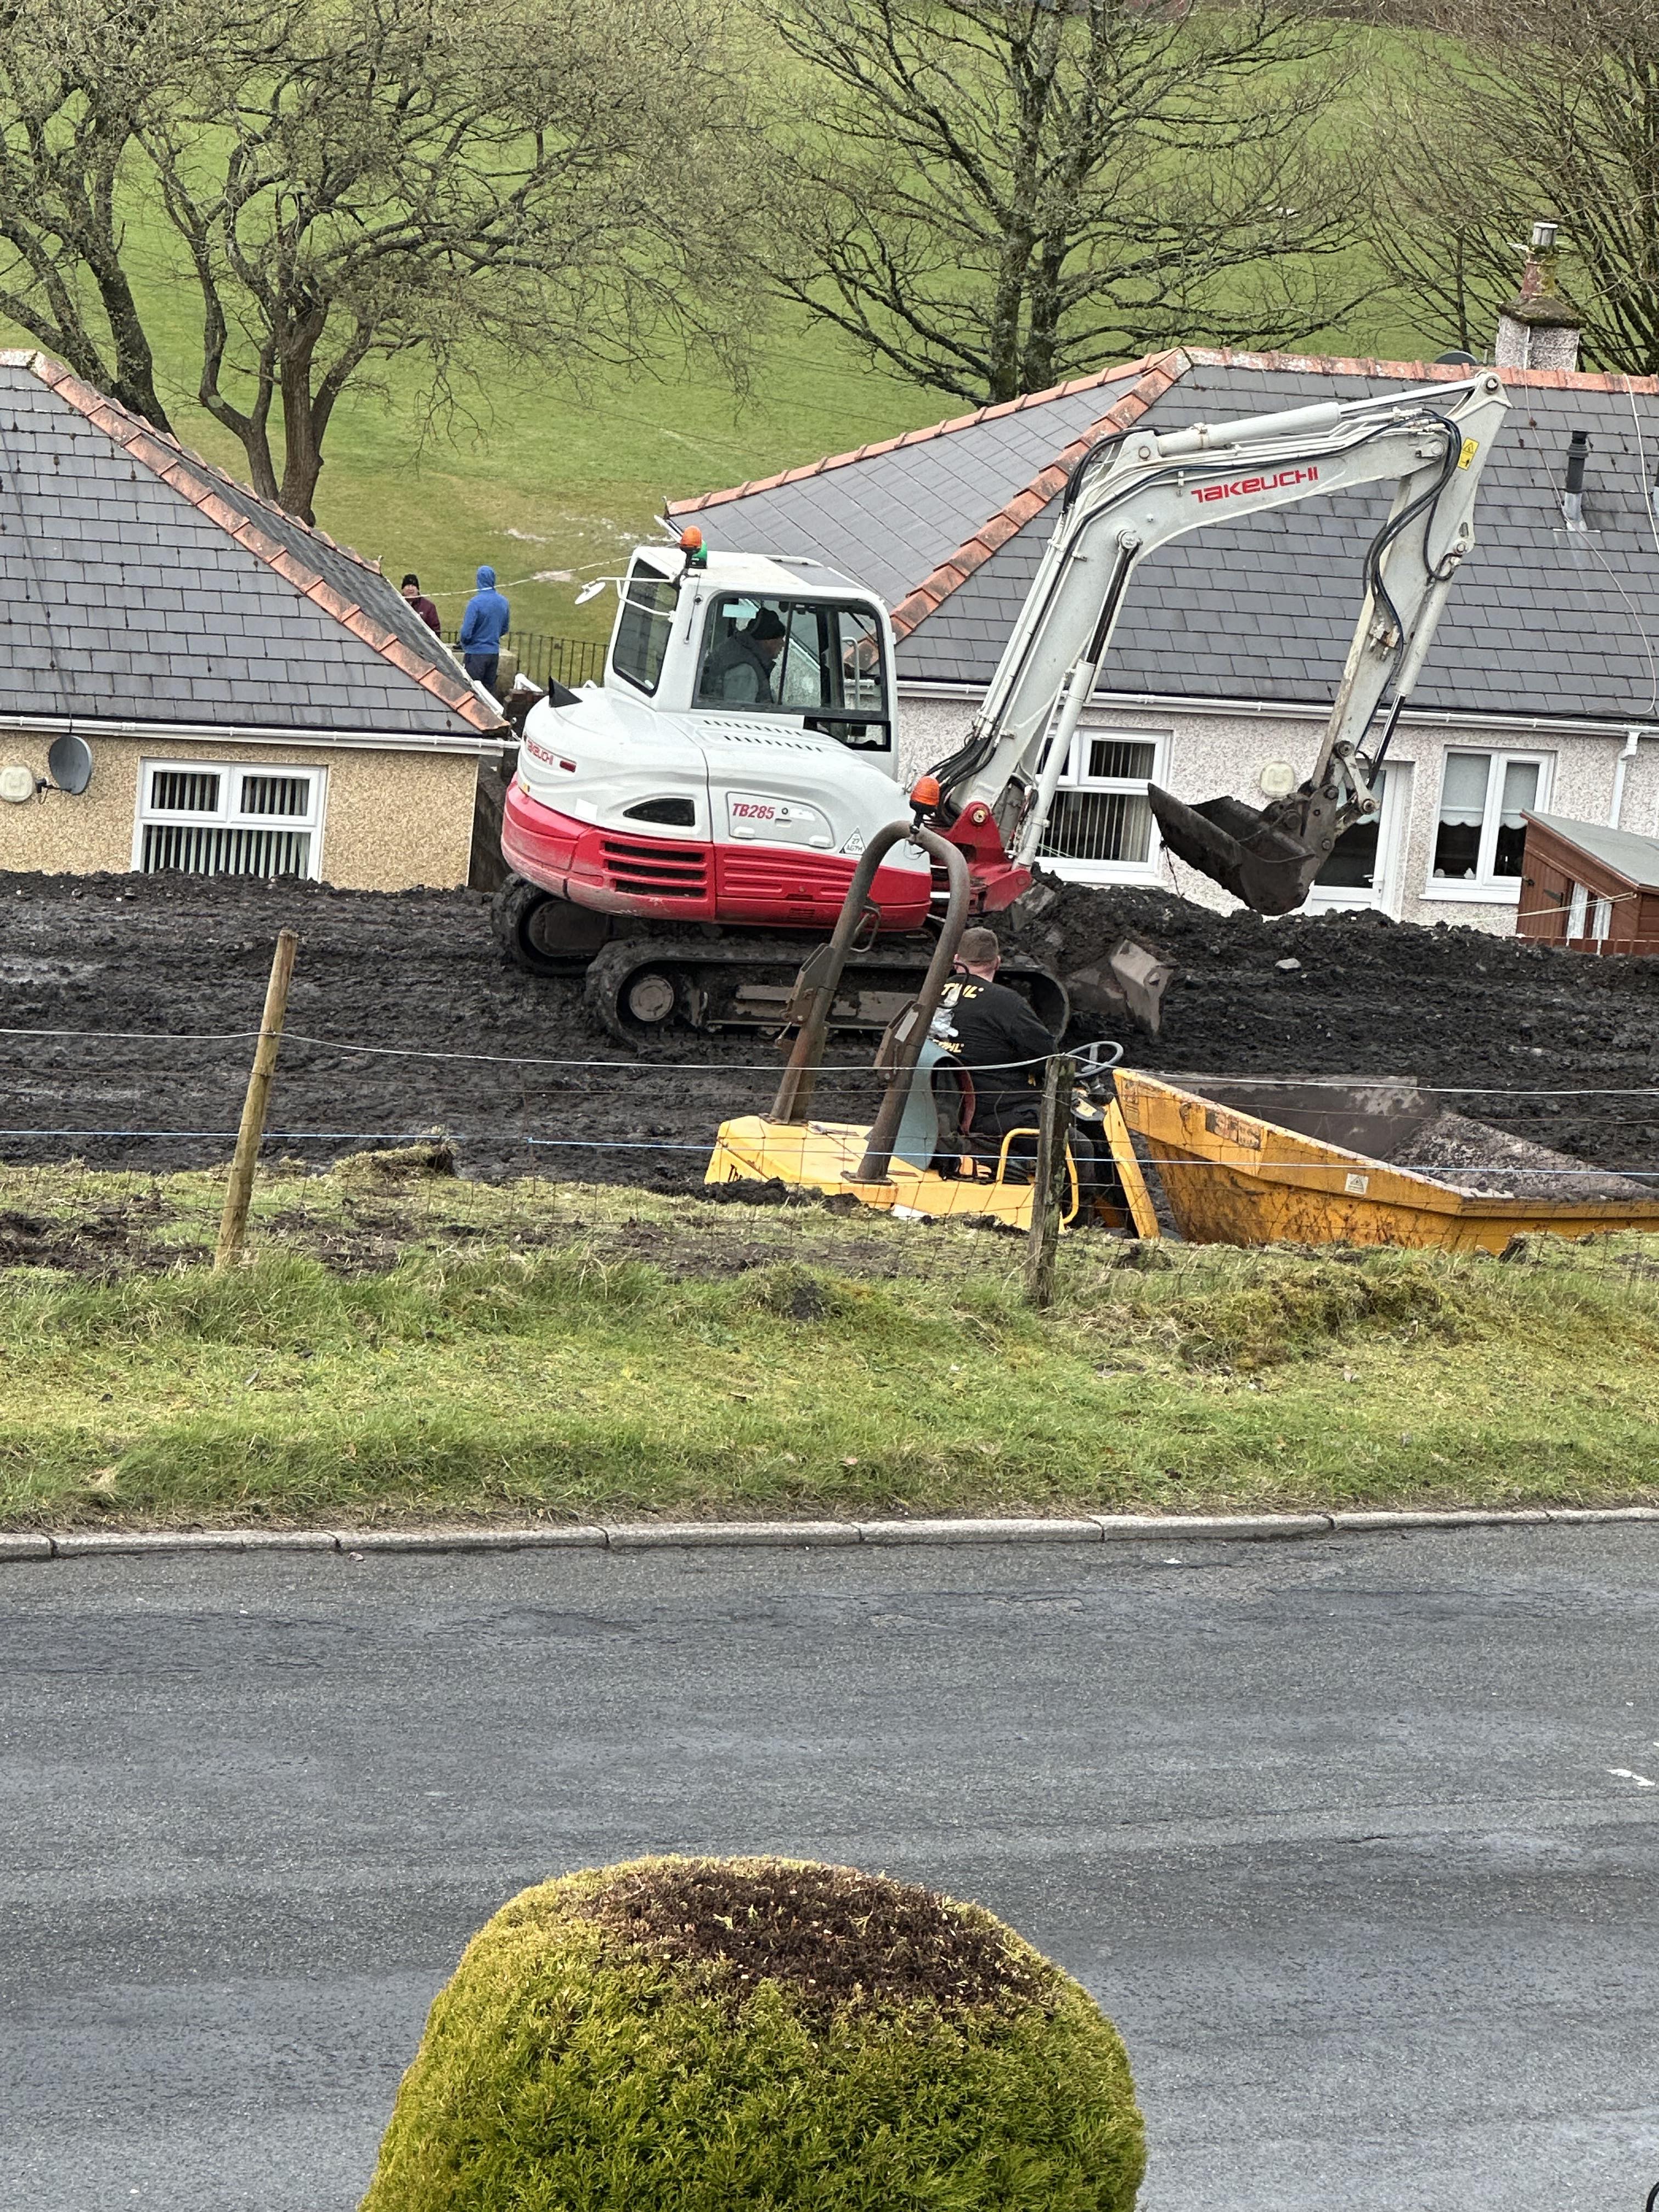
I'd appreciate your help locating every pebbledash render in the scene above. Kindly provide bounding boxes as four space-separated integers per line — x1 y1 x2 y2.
672 346 1659 934
0 349 504 891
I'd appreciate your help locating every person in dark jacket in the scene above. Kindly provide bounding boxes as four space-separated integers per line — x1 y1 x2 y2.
400 573 442 634
459 565 511 691
935 927 1095 1189
698 607 787 704
936 927 1056 1131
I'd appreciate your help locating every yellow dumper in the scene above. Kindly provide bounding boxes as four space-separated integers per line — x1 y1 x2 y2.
1113 1070 1659 1253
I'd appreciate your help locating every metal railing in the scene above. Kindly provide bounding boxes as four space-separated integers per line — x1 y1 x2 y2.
504 633 605 691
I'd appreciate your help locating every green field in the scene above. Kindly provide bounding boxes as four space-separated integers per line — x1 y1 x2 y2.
51 249 973 642
14 119 1430 652
2 1165 1654 1531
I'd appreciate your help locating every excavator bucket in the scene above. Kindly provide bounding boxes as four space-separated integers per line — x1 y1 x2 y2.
1148 785 1335 918
1062 938 1176 1037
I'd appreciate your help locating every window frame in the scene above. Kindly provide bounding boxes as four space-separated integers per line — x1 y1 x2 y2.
608 560 679 698
1034 724 1167 884
1424 747 1553 902
132 757 328 882
692 592 893 752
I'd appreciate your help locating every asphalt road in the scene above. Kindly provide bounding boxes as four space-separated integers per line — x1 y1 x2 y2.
3 1528 1657 2212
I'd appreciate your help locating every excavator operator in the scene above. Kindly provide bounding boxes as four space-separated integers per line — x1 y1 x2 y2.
936 927 1095 1189
698 607 788 704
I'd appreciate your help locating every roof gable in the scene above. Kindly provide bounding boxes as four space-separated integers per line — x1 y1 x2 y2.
672 362 1161 610
0 352 500 738
675 347 1659 726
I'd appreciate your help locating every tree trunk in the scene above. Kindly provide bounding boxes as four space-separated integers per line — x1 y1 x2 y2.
276 388 323 523
88 251 173 432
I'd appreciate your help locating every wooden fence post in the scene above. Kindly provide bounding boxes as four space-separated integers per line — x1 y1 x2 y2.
1024 1052 1075 1310
215 929 299 1272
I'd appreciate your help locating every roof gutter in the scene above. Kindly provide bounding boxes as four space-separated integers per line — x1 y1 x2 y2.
0 710 507 757
898 679 1659 745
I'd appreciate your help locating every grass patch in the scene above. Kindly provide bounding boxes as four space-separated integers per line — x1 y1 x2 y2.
1 1167 1656 1528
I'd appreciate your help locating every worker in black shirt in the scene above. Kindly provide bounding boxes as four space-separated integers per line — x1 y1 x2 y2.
934 927 1102 1201
935 927 1056 1137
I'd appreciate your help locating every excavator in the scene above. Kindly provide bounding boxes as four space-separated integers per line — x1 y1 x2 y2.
496 370 1509 1039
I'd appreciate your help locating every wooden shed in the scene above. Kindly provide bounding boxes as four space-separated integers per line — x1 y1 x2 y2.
1516 811 1659 955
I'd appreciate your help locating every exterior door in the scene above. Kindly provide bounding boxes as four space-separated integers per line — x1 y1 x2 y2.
1304 764 1407 916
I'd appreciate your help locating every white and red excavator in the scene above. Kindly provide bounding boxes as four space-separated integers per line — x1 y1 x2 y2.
496 370 1510 1041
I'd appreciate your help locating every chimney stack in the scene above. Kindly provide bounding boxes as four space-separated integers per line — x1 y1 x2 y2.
1495 220 1581 372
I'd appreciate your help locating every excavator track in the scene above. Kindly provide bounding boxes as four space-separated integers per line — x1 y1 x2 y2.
580 932 1070 1046
488 872 1068 1042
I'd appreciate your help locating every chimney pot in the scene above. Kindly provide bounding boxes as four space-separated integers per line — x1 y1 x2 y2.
1496 218 1581 372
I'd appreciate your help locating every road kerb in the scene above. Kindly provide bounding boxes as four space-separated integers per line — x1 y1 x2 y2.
1328 1508 1550 1532
1543 1505 1659 1523
856 1517 1104 1544
607 1521 860 1548
51 1528 340 1557
0 1532 52 1560
6 1506 1658 1567
1095 1513 1334 1542
332 1526 607 1553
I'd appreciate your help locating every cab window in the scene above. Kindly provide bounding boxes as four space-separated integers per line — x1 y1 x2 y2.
611 561 677 696
695 595 890 748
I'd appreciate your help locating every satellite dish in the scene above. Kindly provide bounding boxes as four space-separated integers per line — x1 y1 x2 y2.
47 733 94 795
1435 349 1479 368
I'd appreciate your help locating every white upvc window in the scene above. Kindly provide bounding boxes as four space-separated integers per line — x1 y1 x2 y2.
1034 727 1166 882
1427 748 1552 900
134 760 326 881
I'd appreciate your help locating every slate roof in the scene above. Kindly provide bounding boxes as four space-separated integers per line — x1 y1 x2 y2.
673 347 1659 726
0 351 501 740
1526 812 1659 889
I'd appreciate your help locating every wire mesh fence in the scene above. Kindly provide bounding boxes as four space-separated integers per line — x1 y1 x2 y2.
3 1013 1659 1288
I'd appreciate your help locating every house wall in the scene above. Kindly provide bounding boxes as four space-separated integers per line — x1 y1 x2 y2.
897 687 1659 936
0 732 480 890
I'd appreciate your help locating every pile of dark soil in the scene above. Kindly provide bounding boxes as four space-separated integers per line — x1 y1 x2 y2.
1385 1110 1650 1200
584 1858 1043 2025
1001 878 1659 1181
0 872 875 1186
0 1199 207 1277
1 867 1654 1186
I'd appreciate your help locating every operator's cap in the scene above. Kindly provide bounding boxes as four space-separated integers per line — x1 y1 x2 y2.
751 609 787 640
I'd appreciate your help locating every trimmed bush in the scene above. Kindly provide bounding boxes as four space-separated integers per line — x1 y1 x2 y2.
360 1855 1144 2212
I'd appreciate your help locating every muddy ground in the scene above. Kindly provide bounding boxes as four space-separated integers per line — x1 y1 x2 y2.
1 870 1655 1187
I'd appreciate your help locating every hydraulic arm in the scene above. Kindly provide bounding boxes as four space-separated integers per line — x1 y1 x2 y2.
929 372 1510 915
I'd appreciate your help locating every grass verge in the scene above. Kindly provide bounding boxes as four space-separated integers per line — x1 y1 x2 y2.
1 1165 1656 1530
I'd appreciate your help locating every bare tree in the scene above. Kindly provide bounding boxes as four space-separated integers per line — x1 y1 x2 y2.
0 0 757 517
1370 0 1659 372
0 0 207 427
762 0 1372 405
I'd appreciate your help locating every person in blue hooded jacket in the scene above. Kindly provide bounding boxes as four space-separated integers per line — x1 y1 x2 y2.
458 566 510 692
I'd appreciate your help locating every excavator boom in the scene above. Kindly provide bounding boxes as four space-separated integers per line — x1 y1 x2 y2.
932 373 1511 914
